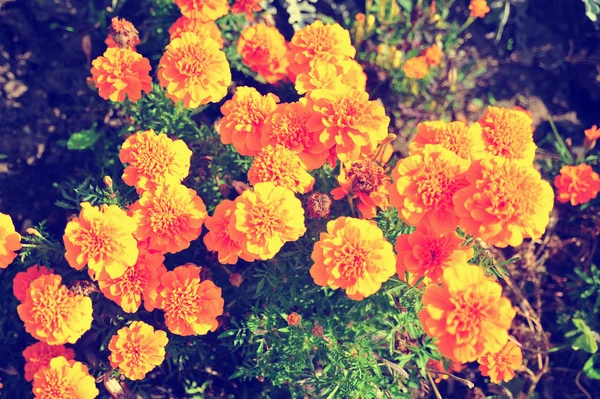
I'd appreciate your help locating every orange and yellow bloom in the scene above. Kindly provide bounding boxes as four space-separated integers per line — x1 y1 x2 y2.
238 23 288 84
470 0 491 18
231 0 262 19
294 61 342 95
478 341 522 383
248 145 315 194
23 342 75 382
203 199 249 264
423 45 443 66
168 16 223 47
0 212 22 268
32 356 98 399
173 0 229 21
403 56 429 79
409 121 485 160
13 265 54 302
554 163 600 206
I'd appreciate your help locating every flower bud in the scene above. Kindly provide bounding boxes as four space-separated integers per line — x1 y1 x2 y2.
229 273 243 287
287 312 302 326
307 193 332 219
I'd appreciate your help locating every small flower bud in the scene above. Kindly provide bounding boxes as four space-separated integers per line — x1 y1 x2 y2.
26 227 42 238
103 176 113 188
287 312 302 326
312 323 324 338
307 193 332 219
229 273 243 287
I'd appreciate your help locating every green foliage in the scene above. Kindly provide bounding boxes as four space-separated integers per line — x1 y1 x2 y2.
66 124 104 150
582 0 600 21
565 318 599 354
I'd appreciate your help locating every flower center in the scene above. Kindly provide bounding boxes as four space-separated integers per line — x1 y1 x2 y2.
177 44 211 77
132 140 171 175
337 243 370 280
347 159 386 196
38 370 73 399
81 226 114 258
165 284 198 322
415 162 465 208
447 288 490 344
149 197 184 233
31 286 73 330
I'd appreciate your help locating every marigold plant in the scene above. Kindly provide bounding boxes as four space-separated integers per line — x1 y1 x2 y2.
0 212 22 268
478 341 523 383
554 163 600 206
22 342 75 382
13 264 54 302
237 23 288 84
32 356 98 399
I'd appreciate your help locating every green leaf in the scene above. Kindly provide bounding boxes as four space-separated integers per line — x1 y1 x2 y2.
67 127 102 150
0 154 7 160
571 318 599 354
582 0 600 21
584 354 600 379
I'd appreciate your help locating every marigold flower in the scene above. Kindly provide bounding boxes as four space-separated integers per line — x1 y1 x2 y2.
0 212 21 268
306 192 332 219
478 341 522 383
108 321 168 380
427 359 465 383
173 0 229 21
98 246 167 313
403 56 429 79
395 226 473 284
64 202 138 279
203 199 249 264
90 48 152 103
238 23 288 84
388 144 470 234
158 32 231 109
119 129 192 194
340 59 367 92
331 158 390 219
219 86 279 156
287 20 356 80
17 274 93 345
554 163 600 206
232 0 263 20
261 99 329 170
287 312 302 326
409 121 485 160
248 145 315 194
294 60 343 95
423 44 443 66
477 106 536 164
23 342 75 382
470 0 490 18
419 264 515 363
131 183 207 254
156 264 224 336
104 17 139 50
32 356 98 399
307 86 390 162
585 125 600 142
13 265 54 302
229 182 306 261
310 217 395 300
453 156 554 247
168 16 223 47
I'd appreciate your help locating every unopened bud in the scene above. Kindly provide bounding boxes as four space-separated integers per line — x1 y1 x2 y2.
26 227 42 238
287 312 302 326
392 50 402 69
229 273 243 287
103 176 113 188
306 193 332 219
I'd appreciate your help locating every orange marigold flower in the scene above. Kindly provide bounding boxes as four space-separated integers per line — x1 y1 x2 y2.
306 192 332 219
64 202 138 279
219 86 279 156
248 145 315 194
331 158 390 219
108 321 168 380
13 265 54 302
295 61 343 95
478 341 522 383
168 16 223 47
388 144 470 234
310 217 395 300
119 129 192 194
0 212 21 268
287 312 302 326
585 125 600 141
173 0 229 21
403 56 429 79
340 59 368 92
32 356 98 399
453 156 554 247
131 183 207 254
203 199 250 264
23 342 75 382
90 48 152 103
98 246 167 313
287 20 356 81
419 264 516 363
229 182 306 261
231 0 263 20
395 226 473 284
423 45 443 66
470 0 490 18
409 121 485 160
158 32 231 109
306 86 390 162
17 274 93 345
238 23 288 84
476 106 536 164
104 17 139 50
554 163 600 206
261 99 329 170
156 264 224 336
427 359 465 383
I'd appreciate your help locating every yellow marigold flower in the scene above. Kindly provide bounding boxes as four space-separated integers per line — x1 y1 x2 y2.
231 0 263 19
105 17 139 50
174 0 229 21
307 86 390 162
23 342 75 382
470 0 490 18
554 163 600 206
310 217 395 300
423 44 443 66
409 121 485 160
90 48 152 103
158 32 231 109
64 202 138 279
0 212 21 268
156 264 224 336
388 144 470 234
478 341 522 383
108 321 168 380
229 182 306 261
287 20 356 81
13 264 54 302
32 356 98 399
477 106 536 164
294 60 343 95
331 158 390 219
98 245 167 313
168 16 224 47
219 86 279 156
131 183 207 254
419 264 516 363
119 129 192 194
238 23 289 84
203 199 251 264
248 145 315 194
340 59 368 92
17 274 93 345
403 56 429 79
453 156 554 247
